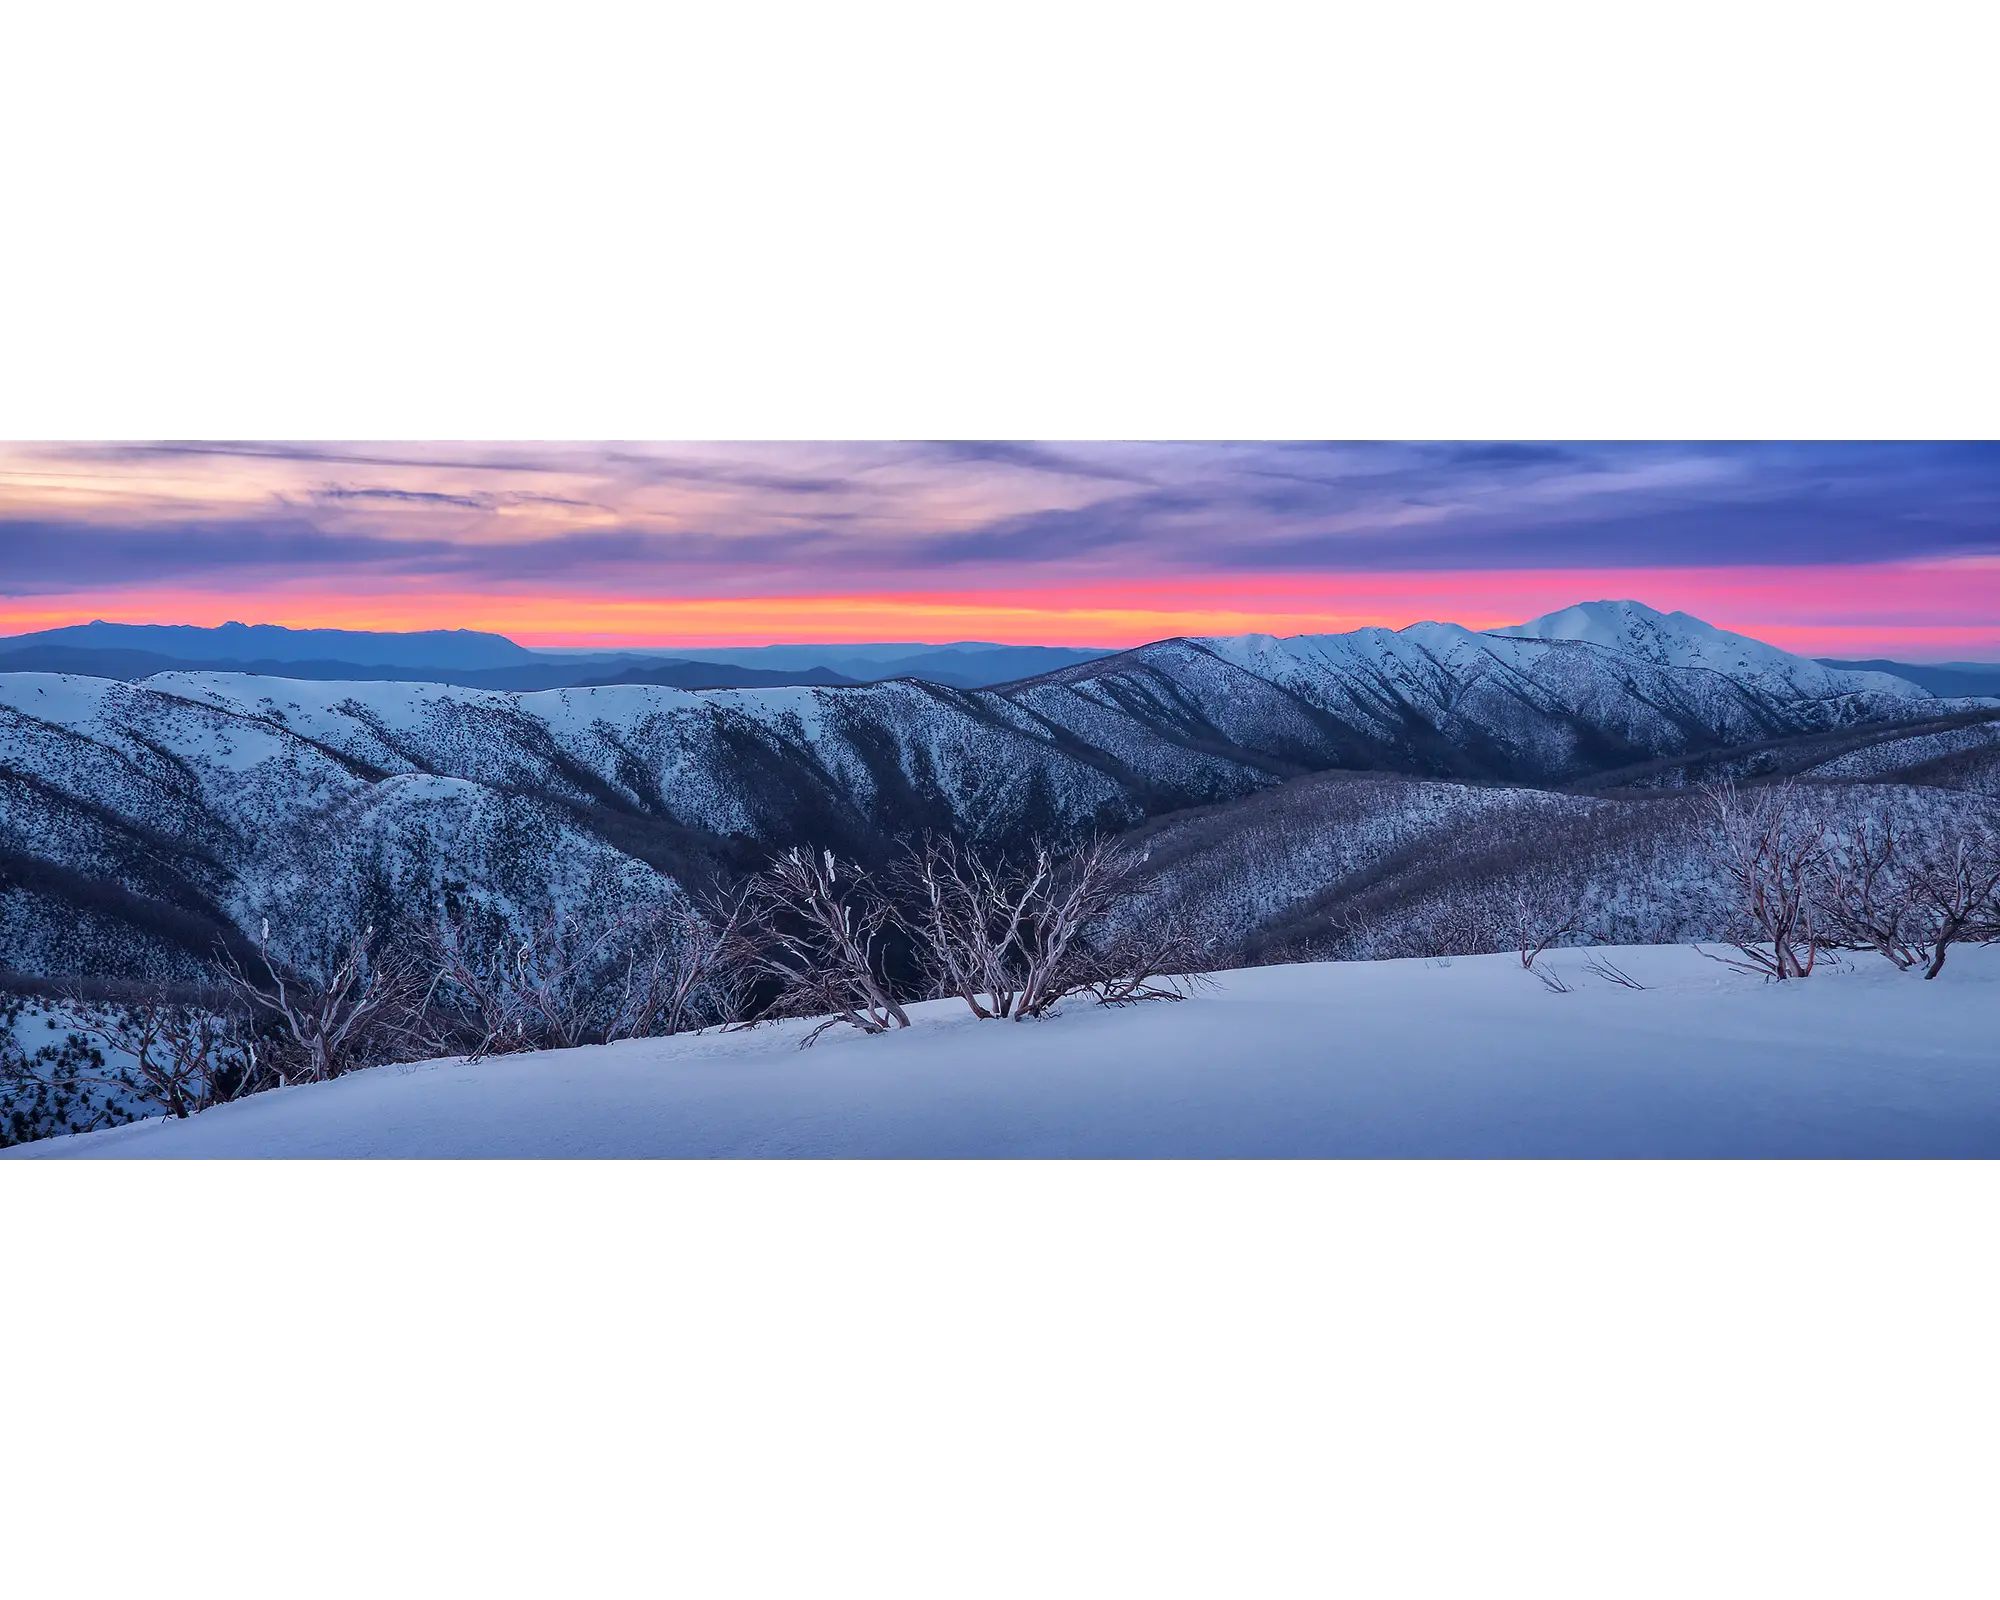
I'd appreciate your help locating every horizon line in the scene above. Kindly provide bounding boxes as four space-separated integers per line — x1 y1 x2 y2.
4 597 2000 665
7 562 2000 660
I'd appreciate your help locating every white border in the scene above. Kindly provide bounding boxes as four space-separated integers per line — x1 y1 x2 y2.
3 5 1995 1594
2 4 1994 439
6 1162 1995 1596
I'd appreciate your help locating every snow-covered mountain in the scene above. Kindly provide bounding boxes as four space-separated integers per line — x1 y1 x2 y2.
1200 601 1923 722
1493 599 1924 700
0 603 1980 985
1179 610 1911 764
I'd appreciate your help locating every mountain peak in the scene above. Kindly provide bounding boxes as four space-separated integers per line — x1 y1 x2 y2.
1498 599 1706 644
1494 600 1926 697
1496 598 1783 657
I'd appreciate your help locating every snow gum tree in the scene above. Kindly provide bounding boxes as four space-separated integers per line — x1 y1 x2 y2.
1698 780 1828 980
893 834 1199 1020
423 898 743 1058
55 992 257 1118
731 848 912 1043
215 917 433 1084
1807 799 2000 979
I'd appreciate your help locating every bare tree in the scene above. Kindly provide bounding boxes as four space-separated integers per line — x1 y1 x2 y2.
1075 919 1210 1007
424 911 536 1060
425 898 743 1059
894 834 1199 1020
1508 879 1581 970
604 901 746 1039
1809 811 1928 970
52 991 257 1119
1808 805 2000 979
1697 780 1828 980
732 848 911 1042
1398 894 1501 963
1973 857 2000 949
215 918 433 1085
1908 834 2000 979
898 835 1037 1019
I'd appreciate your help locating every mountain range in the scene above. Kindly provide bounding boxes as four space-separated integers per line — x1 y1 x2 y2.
2 619 535 669
2 600 1996 988
0 623 1108 691
11 617 1995 697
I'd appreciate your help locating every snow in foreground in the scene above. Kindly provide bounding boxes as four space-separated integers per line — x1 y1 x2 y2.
8 945 1999 1158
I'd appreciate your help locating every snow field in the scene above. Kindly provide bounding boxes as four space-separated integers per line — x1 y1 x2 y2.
12 943 1998 1159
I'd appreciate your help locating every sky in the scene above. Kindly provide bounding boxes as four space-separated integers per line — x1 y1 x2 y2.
2 440 1997 658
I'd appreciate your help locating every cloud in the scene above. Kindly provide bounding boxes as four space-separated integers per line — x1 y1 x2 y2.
313 486 493 509
600 453 860 496
1439 443 1587 469
306 486 609 512
0 518 450 592
2 443 1996 602
915 441 1158 485
0 515 859 594
67 441 577 475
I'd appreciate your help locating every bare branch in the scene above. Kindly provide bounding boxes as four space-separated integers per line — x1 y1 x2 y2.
729 848 911 1042
425 898 744 1058
1510 879 1583 970
892 834 1205 1020
213 920 433 1084
1580 953 1647 990
50 989 258 1118
1696 780 1828 980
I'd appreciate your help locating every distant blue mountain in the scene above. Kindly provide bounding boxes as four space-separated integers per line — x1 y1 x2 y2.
0 620 533 670
1818 658 2000 697
542 641 1116 687
0 623 1112 690
0 641 853 691
854 645 1116 686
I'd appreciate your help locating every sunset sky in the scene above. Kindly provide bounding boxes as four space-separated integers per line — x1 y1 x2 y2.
2 440 1997 658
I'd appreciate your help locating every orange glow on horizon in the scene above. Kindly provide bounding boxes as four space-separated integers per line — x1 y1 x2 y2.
5 560 2000 659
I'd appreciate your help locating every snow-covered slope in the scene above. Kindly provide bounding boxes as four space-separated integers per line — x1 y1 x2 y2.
1801 719 2000 791
1116 771 2000 966
0 669 1140 980
10 945 1999 1158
